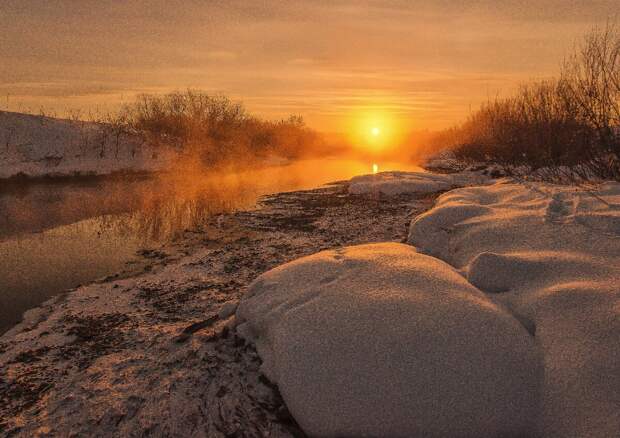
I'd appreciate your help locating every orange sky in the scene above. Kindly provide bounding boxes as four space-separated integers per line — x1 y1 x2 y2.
1 0 617 132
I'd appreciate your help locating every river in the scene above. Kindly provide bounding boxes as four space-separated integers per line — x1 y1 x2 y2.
0 158 422 332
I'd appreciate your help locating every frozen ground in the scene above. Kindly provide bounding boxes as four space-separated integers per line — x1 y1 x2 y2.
0 180 437 436
0 111 176 179
239 176 620 438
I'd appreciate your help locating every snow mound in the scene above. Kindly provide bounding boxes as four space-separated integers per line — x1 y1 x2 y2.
236 242 542 438
467 250 608 294
408 180 620 437
348 170 487 196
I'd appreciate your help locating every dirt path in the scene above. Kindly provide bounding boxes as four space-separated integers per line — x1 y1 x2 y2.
0 181 438 437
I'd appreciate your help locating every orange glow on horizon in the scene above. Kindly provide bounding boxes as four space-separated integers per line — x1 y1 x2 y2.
345 108 406 154
3 2 615 132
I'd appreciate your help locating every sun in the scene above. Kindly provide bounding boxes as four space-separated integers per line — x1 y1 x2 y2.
345 109 404 153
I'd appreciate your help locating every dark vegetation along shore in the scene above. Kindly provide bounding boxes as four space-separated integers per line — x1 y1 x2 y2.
3 25 617 185
0 178 439 436
429 24 620 182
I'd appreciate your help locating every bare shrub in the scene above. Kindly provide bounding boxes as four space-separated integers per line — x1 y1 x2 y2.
435 23 620 182
118 90 323 167
560 22 620 179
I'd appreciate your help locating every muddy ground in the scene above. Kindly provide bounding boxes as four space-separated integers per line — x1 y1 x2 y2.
0 181 438 437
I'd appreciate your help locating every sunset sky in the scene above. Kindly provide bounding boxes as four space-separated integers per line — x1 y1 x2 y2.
1 0 617 132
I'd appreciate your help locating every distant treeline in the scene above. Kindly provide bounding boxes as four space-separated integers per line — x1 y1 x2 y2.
430 23 620 181
113 90 328 167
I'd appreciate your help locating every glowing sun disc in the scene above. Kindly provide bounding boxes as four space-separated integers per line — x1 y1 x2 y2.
371 127 380 136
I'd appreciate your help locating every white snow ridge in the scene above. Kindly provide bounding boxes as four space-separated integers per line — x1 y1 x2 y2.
237 177 620 438
408 179 620 438
348 170 486 196
0 111 175 178
236 243 542 438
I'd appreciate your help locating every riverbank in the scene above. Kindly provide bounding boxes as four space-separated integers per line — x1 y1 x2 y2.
3 170 617 437
0 169 157 187
0 159 426 335
0 177 440 436
0 110 176 180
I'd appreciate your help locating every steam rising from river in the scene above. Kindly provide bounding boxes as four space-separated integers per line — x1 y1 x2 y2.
0 158 423 331
1 159 422 241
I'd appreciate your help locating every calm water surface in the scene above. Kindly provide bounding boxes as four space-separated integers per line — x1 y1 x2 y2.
0 158 422 331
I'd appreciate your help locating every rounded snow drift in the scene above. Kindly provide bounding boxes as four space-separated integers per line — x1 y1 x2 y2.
236 243 542 438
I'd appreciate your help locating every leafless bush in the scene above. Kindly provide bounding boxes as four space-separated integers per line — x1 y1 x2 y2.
436 23 620 182
118 90 323 166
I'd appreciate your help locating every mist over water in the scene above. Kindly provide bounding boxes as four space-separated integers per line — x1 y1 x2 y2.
0 158 422 332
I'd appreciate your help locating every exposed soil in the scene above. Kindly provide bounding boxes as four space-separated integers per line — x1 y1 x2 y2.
0 181 437 437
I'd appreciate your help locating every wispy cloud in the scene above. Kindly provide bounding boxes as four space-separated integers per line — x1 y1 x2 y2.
1 0 617 130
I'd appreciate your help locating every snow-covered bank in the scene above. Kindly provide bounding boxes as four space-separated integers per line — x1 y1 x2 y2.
348 170 488 195
0 111 176 179
237 176 620 438
3 166 618 437
409 179 620 438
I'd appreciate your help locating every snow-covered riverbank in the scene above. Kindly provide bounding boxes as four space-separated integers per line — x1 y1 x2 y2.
1 170 618 437
238 175 620 438
0 111 176 179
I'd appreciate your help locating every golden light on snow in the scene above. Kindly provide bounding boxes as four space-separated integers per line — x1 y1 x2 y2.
372 163 379 174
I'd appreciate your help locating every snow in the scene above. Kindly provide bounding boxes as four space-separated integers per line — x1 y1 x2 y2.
0 111 176 178
408 179 620 437
236 242 542 438
348 170 488 196
238 177 620 438
3 154 619 437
